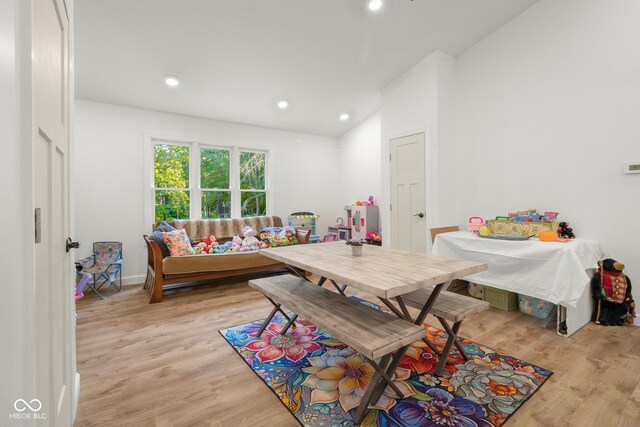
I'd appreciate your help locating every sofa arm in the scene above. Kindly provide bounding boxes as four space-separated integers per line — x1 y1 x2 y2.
143 235 165 303
296 229 311 244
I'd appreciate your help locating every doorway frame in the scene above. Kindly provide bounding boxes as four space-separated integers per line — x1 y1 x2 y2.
382 125 439 253
7 0 79 423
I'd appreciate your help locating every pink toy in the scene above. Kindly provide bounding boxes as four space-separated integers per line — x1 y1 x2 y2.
231 235 243 252
75 272 92 301
467 216 485 232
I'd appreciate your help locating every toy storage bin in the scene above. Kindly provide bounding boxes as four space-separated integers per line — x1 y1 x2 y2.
486 220 558 237
517 294 556 319
483 286 518 311
467 282 485 299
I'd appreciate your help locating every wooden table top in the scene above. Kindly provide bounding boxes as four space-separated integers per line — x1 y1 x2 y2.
261 242 487 299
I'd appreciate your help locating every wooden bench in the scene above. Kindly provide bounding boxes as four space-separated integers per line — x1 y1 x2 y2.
249 274 426 422
402 288 489 375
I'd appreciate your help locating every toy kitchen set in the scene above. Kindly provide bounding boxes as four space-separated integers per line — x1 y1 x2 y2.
330 197 380 241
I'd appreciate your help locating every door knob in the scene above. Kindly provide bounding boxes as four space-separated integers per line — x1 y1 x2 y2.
66 237 80 252
414 213 425 219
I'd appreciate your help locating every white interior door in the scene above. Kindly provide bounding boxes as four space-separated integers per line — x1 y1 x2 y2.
390 133 427 252
33 0 74 424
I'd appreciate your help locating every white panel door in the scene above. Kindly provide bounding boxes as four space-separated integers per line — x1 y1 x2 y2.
33 0 74 424
390 133 427 252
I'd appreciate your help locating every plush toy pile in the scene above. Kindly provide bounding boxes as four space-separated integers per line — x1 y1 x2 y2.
256 226 299 247
192 225 300 255
591 258 635 326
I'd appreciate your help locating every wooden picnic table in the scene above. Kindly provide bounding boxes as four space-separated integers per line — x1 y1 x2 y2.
257 241 487 422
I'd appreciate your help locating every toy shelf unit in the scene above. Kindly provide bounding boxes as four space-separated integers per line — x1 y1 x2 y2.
345 205 379 240
288 212 319 240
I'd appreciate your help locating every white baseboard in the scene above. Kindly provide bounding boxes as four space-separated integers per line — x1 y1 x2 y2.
72 372 80 422
122 274 145 286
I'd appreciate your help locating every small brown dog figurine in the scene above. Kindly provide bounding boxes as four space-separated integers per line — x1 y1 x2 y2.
591 259 635 326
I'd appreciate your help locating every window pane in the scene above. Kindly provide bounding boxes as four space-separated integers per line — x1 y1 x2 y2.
201 148 230 189
240 151 265 190
201 191 231 219
155 190 190 221
241 191 266 217
154 144 189 188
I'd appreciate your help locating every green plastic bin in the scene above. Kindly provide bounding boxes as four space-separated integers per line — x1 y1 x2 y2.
483 286 518 311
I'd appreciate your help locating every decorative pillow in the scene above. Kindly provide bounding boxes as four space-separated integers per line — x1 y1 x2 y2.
155 221 195 246
149 231 171 258
161 229 196 256
155 221 175 233
258 226 299 248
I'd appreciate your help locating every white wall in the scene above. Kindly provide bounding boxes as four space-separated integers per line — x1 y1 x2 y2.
0 0 35 421
337 112 382 209
454 0 640 323
380 51 457 250
74 100 341 284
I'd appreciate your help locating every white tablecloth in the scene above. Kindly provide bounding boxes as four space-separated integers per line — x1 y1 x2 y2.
432 231 605 308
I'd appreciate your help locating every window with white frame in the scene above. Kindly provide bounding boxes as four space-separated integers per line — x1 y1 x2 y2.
151 139 269 222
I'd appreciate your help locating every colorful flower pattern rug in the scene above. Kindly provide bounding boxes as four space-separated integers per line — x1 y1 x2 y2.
220 298 552 426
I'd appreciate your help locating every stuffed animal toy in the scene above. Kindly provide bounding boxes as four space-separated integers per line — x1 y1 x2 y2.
557 222 575 239
284 230 298 245
231 235 243 252
242 226 261 251
258 230 271 248
193 235 219 254
213 241 233 254
591 258 635 326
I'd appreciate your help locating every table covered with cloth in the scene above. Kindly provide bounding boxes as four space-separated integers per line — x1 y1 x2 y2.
432 231 605 308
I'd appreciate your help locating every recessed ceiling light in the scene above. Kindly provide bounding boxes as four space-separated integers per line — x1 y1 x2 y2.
164 76 179 87
339 113 350 121
368 0 383 12
277 100 289 109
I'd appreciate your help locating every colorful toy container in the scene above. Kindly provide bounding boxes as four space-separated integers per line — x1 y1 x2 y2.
517 294 556 319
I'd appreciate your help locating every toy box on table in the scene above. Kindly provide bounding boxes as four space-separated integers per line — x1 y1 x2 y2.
483 209 559 237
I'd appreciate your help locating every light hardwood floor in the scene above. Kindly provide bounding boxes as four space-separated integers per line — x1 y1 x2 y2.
75 279 640 426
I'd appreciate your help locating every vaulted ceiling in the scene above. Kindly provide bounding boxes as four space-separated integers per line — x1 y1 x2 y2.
75 0 538 137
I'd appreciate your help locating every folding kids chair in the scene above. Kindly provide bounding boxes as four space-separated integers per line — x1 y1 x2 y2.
76 242 123 298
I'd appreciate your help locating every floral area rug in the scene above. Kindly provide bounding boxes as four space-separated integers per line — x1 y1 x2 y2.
220 298 552 426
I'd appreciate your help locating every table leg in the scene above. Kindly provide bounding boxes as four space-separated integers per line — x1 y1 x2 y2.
395 296 412 320
366 345 409 412
414 282 449 325
378 297 406 319
286 265 313 282
280 314 298 335
329 279 347 295
353 356 388 424
434 318 466 375
256 296 293 337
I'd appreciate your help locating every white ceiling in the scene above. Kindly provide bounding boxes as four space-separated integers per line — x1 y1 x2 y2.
75 0 538 137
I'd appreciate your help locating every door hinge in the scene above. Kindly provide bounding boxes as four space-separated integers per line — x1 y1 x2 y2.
390 204 392 211
35 208 41 243
389 154 391 161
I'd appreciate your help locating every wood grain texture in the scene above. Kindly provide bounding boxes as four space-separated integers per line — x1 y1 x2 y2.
249 275 426 359
74 279 640 427
430 226 460 244
402 288 489 323
260 241 487 298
